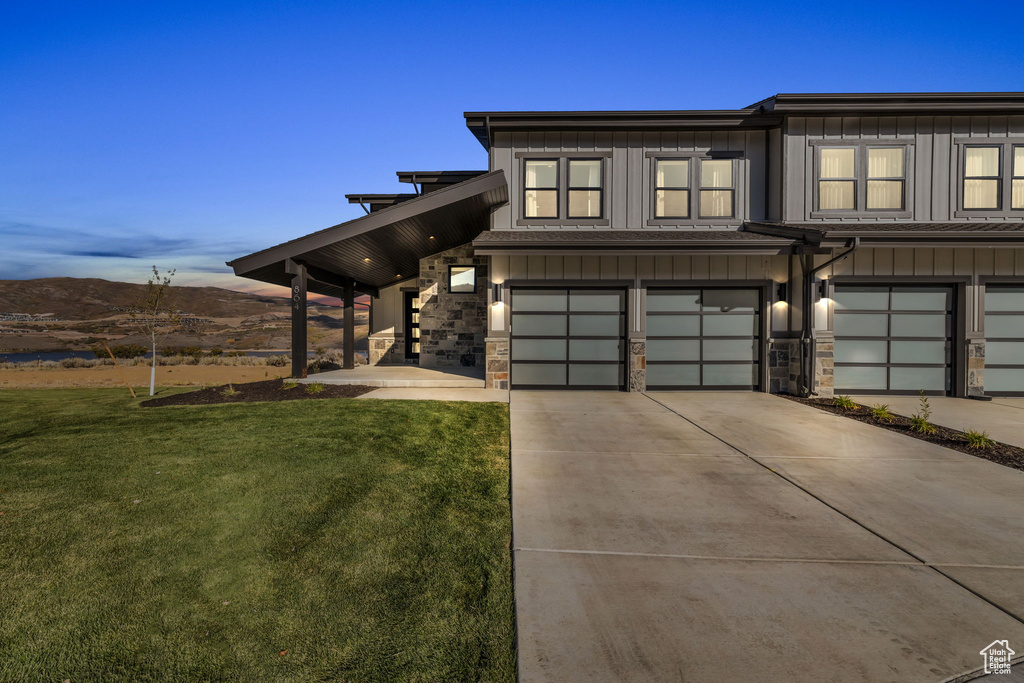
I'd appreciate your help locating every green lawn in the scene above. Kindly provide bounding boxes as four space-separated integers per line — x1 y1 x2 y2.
0 389 514 682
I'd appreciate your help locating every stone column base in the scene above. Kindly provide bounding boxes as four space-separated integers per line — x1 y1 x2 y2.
369 334 403 366
628 338 646 392
968 338 985 396
813 334 835 398
767 339 797 395
485 337 509 390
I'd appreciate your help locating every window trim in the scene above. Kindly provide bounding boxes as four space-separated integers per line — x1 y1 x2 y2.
447 265 478 295
566 158 604 220
645 152 742 225
652 158 690 219
522 158 559 220
953 138 1024 218
516 152 611 226
808 140 913 218
1012 144 1024 211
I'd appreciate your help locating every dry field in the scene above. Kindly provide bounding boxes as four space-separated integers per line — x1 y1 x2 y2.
0 364 289 388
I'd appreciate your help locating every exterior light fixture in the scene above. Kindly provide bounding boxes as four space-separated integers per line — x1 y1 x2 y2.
776 281 788 303
428 235 435 240
363 258 371 263
818 279 830 300
491 283 503 305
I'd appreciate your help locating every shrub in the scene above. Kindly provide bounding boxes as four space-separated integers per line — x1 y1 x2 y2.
282 379 299 390
160 346 203 358
92 343 148 359
910 390 937 434
207 347 223 357
221 384 239 397
264 354 289 367
304 382 325 394
963 429 995 449
60 357 95 368
833 395 858 410
225 350 247 357
870 403 895 422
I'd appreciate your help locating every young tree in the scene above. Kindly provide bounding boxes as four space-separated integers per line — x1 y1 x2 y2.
130 266 179 396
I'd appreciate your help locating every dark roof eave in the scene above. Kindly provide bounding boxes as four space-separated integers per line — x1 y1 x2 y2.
228 169 507 275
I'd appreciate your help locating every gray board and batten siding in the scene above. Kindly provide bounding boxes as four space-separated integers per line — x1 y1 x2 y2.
488 130 770 231
783 114 1024 223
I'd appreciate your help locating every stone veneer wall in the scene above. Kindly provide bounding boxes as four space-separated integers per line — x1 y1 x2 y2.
485 337 509 390
968 338 985 397
767 339 796 395
812 333 835 398
369 333 403 365
418 244 488 369
628 339 646 392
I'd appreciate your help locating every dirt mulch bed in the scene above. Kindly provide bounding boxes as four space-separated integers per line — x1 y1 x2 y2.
141 379 375 407
783 394 1024 472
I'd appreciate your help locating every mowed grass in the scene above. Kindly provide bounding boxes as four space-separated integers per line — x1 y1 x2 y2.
0 389 514 682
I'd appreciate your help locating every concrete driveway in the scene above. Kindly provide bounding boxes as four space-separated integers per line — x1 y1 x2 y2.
510 391 1024 682
862 395 1024 448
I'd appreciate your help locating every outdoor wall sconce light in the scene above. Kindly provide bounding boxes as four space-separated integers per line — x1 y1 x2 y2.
776 281 788 303
818 279 830 300
491 283 503 305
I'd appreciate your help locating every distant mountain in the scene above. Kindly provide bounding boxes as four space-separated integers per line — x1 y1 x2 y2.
0 277 325 319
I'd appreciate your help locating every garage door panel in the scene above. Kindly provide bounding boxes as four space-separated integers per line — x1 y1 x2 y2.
834 284 954 396
646 339 700 362
511 287 625 390
646 287 762 391
984 285 1024 395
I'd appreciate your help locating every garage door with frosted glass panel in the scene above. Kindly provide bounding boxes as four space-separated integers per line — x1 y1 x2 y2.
510 288 625 389
833 285 953 395
984 285 1024 396
646 288 762 390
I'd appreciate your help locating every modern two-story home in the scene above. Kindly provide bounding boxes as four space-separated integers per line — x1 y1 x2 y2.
228 92 1024 397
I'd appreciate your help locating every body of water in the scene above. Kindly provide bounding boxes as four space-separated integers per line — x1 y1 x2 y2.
0 350 290 364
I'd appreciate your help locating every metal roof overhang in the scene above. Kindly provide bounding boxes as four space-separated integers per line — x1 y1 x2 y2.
472 229 794 256
227 170 508 299
744 221 1024 249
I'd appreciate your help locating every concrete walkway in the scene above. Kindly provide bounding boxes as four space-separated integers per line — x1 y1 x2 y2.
356 387 508 402
300 365 484 387
511 391 1024 682
862 395 1024 448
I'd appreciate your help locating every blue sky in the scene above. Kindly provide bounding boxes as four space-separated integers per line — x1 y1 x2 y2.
3 0 1023 297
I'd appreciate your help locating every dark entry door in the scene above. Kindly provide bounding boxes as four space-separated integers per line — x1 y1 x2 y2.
404 291 420 361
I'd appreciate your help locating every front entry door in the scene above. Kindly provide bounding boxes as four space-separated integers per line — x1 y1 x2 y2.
404 291 420 361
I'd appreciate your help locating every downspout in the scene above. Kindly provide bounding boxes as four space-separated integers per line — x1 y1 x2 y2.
799 238 860 397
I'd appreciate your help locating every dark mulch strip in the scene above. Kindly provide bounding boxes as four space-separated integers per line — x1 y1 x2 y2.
141 379 375 407
782 394 1024 472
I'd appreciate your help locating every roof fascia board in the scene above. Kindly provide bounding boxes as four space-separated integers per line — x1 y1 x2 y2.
228 169 507 274
474 246 791 256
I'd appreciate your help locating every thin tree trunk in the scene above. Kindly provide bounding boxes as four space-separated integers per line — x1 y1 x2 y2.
150 337 157 396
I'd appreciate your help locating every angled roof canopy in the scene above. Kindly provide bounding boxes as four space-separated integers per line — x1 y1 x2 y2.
228 170 508 299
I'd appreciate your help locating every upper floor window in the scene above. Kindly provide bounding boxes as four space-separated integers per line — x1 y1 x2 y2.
700 160 734 218
650 156 736 220
1015 146 1024 210
963 146 1001 210
654 159 689 218
817 145 906 212
568 159 603 218
524 159 558 218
